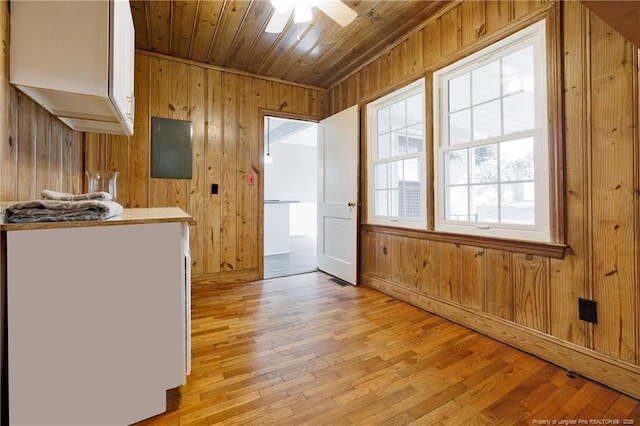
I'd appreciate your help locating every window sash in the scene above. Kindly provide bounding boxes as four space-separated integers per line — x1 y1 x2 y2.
368 79 426 229
433 20 550 242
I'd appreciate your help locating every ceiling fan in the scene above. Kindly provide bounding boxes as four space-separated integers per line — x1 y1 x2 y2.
266 0 358 33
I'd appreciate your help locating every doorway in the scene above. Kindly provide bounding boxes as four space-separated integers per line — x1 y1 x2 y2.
263 116 318 279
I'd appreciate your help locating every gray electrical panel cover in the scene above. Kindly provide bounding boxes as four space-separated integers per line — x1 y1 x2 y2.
151 116 193 179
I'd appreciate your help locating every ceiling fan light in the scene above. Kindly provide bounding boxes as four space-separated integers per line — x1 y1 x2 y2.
294 2 312 23
270 0 293 13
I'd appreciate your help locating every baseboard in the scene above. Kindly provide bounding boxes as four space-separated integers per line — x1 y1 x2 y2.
361 272 640 400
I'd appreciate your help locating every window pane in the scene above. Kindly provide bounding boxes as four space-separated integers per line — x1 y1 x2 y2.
473 100 501 140
400 159 421 218
389 160 402 188
374 190 388 216
403 157 420 182
377 132 391 159
390 101 405 130
389 189 399 216
503 45 534 95
407 94 423 125
471 184 499 223
445 186 468 221
500 138 534 181
374 163 388 189
449 109 471 145
445 149 468 185
504 91 534 133
472 60 500 104
501 182 535 225
407 124 423 153
449 73 471 112
378 107 390 134
392 130 407 157
470 144 498 183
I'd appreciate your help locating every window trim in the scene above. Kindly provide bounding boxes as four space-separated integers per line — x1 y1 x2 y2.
366 78 427 230
432 19 552 243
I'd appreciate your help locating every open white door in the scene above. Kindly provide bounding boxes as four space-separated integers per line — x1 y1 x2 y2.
317 105 359 285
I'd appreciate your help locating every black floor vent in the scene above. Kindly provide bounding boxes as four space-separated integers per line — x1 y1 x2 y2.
330 277 350 286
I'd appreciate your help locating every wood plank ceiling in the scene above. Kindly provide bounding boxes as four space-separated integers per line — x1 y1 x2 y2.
130 0 452 88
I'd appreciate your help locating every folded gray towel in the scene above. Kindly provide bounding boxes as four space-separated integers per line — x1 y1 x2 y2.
41 189 113 201
6 199 123 223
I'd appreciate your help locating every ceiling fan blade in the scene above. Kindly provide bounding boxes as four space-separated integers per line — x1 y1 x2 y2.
316 0 357 27
266 9 292 33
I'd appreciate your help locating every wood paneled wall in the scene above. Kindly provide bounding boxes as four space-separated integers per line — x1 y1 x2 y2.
329 0 640 398
85 52 327 281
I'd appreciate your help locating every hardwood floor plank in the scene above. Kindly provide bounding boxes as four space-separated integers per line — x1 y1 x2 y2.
134 272 639 425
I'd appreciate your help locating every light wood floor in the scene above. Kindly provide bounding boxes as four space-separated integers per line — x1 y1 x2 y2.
135 272 640 425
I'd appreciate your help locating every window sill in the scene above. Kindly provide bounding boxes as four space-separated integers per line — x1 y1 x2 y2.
361 224 567 259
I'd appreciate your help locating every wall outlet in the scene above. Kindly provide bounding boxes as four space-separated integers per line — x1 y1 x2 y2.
247 174 256 185
578 298 597 324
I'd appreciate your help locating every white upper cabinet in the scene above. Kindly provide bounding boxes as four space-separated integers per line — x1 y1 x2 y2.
10 0 135 136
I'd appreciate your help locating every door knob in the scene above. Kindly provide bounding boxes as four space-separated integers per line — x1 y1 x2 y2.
347 202 356 207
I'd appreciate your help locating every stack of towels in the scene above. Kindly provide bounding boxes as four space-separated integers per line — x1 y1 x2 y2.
5 190 124 223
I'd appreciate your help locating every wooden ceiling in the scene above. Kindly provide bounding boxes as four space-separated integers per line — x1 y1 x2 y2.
130 0 451 88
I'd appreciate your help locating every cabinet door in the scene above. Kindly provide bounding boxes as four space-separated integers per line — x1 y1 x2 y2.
111 0 135 133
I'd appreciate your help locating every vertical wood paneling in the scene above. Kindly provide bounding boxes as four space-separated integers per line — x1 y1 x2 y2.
169 61 190 212
404 236 423 289
420 239 440 297
484 249 513 321
188 65 205 275
236 75 254 271
513 254 549 333
81 52 326 279
149 57 170 207
407 30 423 75
485 0 512 33
439 4 462 57
590 13 637 363
34 106 49 193
221 72 238 272
380 52 392 90
130 54 150 208
390 235 406 284
204 68 223 274
461 0 486 46
460 246 484 309
392 40 408 83
375 232 391 280
439 242 461 302
550 0 589 347
1 93 83 203
16 94 37 201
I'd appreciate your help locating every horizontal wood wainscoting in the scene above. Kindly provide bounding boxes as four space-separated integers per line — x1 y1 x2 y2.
330 0 640 399
85 51 327 281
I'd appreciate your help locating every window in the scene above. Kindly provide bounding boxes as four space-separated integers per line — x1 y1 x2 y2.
367 79 426 229
433 20 550 242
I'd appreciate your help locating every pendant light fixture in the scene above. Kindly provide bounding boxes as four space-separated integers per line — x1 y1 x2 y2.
265 117 274 164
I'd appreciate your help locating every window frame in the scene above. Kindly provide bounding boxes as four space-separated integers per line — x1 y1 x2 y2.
432 19 553 243
366 78 428 230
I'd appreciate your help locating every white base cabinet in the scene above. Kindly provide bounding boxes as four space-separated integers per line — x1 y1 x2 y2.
6 221 190 425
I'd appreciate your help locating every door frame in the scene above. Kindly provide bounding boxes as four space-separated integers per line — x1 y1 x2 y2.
259 109 324 279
